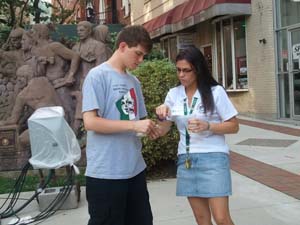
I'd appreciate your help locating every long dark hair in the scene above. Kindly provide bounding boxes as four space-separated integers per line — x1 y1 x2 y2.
176 45 219 114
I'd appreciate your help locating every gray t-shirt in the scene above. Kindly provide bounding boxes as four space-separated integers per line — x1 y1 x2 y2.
82 63 147 179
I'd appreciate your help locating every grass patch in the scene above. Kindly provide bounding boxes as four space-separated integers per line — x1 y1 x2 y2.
0 162 176 195
0 171 86 195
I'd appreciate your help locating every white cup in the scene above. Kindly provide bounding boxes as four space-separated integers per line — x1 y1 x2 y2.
136 132 146 137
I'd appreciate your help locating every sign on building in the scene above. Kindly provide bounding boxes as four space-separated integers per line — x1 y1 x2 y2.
177 34 194 50
292 43 300 59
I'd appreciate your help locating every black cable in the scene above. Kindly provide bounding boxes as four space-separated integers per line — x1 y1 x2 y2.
5 211 20 225
35 168 74 218
24 166 76 225
0 197 31 201
0 162 30 215
1 165 78 225
0 166 54 218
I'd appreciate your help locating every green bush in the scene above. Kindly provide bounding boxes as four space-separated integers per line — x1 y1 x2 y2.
0 25 11 48
132 59 179 170
144 47 165 61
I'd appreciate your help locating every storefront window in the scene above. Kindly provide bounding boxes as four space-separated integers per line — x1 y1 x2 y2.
160 34 194 62
215 16 248 90
169 36 177 62
161 39 169 58
276 0 300 28
278 73 290 117
234 17 247 89
223 19 233 89
277 30 288 73
216 23 223 85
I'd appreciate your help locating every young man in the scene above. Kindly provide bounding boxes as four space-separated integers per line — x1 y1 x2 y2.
82 25 159 225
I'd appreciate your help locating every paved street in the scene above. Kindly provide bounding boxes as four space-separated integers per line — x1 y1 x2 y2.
1 116 300 225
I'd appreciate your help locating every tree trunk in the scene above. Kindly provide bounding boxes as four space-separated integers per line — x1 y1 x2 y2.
33 0 41 24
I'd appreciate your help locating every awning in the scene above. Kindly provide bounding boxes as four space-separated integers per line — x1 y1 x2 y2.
143 0 251 38
143 9 174 37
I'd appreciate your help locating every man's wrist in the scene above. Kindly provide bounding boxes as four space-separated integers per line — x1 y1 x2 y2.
206 121 210 131
131 121 137 132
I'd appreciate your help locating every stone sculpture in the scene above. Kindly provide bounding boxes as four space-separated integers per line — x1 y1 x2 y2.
0 28 25 69
29 24 80 124
71 21 109 134
93 24 113 59
0 22 113 170
0 69 63 149
72 21 107 86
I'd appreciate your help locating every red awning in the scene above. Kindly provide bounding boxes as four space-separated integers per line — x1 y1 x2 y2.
143 0 251 38
171 0 198 24
143 9 174 33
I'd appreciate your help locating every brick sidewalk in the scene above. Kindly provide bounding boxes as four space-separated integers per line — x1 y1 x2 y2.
230 119 300 200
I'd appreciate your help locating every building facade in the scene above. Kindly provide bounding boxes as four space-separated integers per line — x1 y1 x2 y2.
73 0 131 25
131 0 300 123
275 0 300 121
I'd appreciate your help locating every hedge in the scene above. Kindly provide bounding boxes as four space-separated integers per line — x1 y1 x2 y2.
132 59 179 170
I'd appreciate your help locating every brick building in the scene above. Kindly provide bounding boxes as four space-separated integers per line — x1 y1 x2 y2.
130 0 300 123
52 0 131 25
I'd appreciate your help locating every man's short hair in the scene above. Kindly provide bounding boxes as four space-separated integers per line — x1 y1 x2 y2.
116 25 152 53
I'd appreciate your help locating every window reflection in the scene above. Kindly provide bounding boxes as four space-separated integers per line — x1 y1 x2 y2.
216 23 223 85
278 0 300 27
277 30 288 73
234 17 247 89
223 19 233 89
216 16 248 90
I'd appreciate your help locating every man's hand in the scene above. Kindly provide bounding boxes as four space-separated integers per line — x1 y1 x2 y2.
133 119 156 135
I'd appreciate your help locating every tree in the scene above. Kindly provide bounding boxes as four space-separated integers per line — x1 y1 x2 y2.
0 0 82 28
50 0 82 24
0 0 28 27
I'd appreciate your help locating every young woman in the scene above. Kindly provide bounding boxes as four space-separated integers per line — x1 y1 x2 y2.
156 46 239 225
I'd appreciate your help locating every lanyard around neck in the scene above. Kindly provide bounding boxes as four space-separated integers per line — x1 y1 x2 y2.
183 97 198 152
183 97 198 116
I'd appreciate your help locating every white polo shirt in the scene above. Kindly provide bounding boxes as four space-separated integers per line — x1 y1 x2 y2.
164 85 238 155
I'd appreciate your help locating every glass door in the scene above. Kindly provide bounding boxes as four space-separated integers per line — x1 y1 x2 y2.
288 28 300 119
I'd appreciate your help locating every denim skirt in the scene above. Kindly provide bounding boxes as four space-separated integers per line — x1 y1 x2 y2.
176 152 232 198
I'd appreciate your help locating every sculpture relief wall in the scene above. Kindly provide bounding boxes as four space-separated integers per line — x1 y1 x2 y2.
0 22 113 171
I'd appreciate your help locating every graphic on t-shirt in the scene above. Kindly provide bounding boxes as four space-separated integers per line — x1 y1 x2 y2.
116 88 137 120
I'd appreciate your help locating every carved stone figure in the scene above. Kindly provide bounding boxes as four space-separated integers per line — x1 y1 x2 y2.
0 75 63 149
72 21 107 86
0 24 89 171
14 65 33 98
0 29 26 120
21 31 46 78
31 24 80 88
31 24 52 46
93 24 113 59
0 23 114 161
11 65 35 127
1 27 24 51
0 28 25 75
71 21 109 134
29 24 81 124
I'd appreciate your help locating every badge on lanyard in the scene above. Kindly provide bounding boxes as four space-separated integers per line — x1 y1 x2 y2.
183 97 198 169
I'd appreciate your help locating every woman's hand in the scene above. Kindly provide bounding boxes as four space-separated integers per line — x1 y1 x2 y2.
155 104 170 121
187 118 209 133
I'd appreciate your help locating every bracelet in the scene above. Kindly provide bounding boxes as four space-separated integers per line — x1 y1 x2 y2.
206 121 210 131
